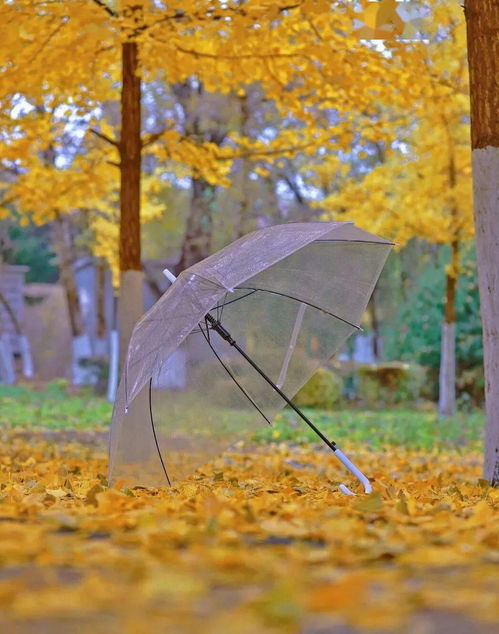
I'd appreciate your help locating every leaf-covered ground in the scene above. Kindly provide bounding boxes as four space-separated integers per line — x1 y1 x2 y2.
0 422 498 633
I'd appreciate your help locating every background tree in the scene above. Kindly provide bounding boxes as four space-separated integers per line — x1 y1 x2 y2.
464 0 499 485
0 0 419 362
320 2 473 417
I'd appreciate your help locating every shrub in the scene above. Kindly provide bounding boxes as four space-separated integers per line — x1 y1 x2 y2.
457 366 485 408
292 368 342 410
356 362 426 409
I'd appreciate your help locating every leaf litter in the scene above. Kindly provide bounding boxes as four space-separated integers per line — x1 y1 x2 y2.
0 428 497 633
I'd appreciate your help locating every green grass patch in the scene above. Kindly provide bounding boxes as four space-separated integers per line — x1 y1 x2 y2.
0 381 112 430
0 383 485 451
255 408 485 451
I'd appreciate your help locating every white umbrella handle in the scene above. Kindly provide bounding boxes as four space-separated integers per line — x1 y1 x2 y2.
334 448 372 495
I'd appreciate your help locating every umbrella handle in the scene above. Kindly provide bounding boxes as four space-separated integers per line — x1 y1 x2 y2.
334 448 372 495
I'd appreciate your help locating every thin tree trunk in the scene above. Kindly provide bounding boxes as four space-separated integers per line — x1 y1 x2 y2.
92 258 108 393
439 239 459 417
96 259 107 340
0 289 21 336
176 178 216 272
53 213 84 338
439 136 459 418
43 130 88 383
234 94 251 239
118 40 143 365
174 81 225 271
235 157 251 240
53 213 92 385
464 0 499 484
368 286 381 361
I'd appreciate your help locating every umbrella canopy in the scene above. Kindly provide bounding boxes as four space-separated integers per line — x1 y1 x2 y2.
109 221 392 488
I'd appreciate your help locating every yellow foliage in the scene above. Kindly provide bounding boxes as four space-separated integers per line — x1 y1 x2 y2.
0 0 423 240
321 1 472 248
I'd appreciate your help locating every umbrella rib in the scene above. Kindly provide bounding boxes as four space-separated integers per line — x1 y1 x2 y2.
148 378 172 486
206 289 258 315
236 287 361 330
219 289 258 309
199 321 273 426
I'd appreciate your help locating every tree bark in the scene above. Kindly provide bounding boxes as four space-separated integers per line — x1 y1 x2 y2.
176 178 216 272
464 0 499 484
439 240 459 417
234 94 252 240
118 40 144 365
96 258 107 340
53 213 84 339
173 81 227 271
53 213 93 385
368 286 381 361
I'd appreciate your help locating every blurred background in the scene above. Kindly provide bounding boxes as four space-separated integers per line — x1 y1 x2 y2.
0 1 481 422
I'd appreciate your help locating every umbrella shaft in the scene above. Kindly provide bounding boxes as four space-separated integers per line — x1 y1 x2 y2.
205 314 337 454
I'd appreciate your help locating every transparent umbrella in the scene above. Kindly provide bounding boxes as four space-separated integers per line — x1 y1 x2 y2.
109 221 392 494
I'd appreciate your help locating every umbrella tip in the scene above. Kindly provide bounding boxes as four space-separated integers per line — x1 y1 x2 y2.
163 268 177 284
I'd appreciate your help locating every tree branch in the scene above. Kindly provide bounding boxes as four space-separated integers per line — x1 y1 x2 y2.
281 172 307 206
0 289 21 335
141 130 167 148
173 43 307 61
136 1 303 36
27 17 66 66
218 141 315 161
91 128 120 148
91 0 118 18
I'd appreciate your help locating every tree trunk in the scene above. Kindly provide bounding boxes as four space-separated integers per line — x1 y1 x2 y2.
464 0 499 484
53 213 93 384
53 213 84 338
439 240 459 417
234 94 251 240
368 286 381 361
94 257 108 369
235 157 251 240
173 81 225 272
176 178 216 272
96 259 107 340
0 288 21 336
119 40 143 365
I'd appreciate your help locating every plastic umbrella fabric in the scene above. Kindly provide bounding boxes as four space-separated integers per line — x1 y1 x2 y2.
109 221 392 493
